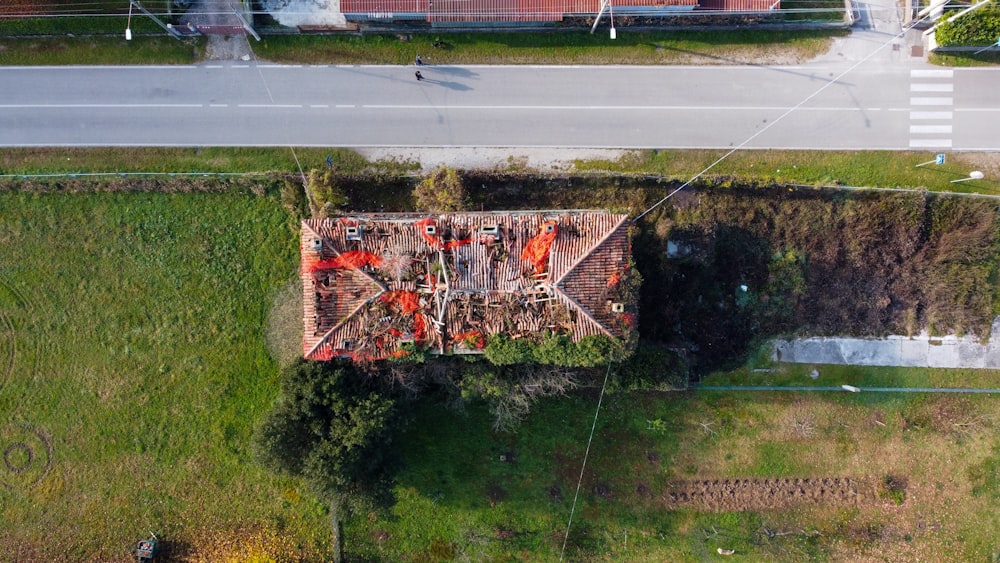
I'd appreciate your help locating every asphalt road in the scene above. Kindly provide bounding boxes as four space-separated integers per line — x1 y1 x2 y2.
0 62 997 150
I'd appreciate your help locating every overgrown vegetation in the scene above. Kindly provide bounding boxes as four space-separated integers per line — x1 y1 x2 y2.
413 166 467 212
305 168 349 217
484 333 631 367
2 164 999 560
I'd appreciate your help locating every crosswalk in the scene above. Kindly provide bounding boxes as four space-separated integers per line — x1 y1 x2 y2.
909 69 954 148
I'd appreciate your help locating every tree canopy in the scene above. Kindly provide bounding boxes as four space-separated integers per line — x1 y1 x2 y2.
254 359 403 561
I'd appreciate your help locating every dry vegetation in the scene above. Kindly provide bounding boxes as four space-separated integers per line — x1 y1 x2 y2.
461 174 1000 371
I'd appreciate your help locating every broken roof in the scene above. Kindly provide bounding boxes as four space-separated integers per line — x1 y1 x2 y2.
302 211 635 362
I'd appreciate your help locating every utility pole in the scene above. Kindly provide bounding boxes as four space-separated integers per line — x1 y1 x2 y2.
231 0 261 41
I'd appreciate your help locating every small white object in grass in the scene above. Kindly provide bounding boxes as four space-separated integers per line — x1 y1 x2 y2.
717 548 735 555
841 384 861 393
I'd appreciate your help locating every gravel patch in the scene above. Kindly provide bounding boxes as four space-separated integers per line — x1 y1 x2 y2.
354 146 632 173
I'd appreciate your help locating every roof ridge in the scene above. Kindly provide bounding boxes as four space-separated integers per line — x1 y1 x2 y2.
550 286 614 339
305 288 387 359
552 214 628 286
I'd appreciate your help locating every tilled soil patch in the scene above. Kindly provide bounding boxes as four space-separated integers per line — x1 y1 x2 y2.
663 477 876 511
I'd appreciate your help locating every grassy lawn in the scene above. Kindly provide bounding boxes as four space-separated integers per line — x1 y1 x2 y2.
0 36 202 66
4 147 1000 196
0 191 328 560
348 382 998 561
253 29 843 66
574 149 1000 194
705 343 1000 389
0 26 843 66
0 147 385 175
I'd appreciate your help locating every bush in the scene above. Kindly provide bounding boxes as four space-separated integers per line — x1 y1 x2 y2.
413 166 466 212
611 341 688 392
305 169 348 217
483 333 629 367
483 334 533 365
935 8 1000 46
279 177 309 219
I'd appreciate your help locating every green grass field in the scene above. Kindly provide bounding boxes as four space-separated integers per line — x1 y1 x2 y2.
0 191 329 560
1 186 997 561
350 385 998 561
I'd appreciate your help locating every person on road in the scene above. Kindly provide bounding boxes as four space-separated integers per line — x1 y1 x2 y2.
415 55 424 66
415 71 424 81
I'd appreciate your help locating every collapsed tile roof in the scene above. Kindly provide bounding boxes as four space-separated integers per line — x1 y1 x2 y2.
302 211 635 362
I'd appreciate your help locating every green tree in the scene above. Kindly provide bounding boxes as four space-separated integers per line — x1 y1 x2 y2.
413 166 467 212
254 359 402 563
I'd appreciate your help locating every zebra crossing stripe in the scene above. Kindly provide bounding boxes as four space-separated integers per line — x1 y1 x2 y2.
910 125 952 134
910 69 953 78
910 83 953 92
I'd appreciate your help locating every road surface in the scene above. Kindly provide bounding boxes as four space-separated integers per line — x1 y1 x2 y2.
0 62 997 150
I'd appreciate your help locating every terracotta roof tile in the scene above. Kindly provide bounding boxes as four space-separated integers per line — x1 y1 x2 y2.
301 211 634 361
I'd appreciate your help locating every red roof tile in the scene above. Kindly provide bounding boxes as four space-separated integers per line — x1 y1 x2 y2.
301 211 634 361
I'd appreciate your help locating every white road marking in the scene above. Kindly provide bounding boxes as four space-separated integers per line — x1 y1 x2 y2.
910 97 953 106
909 125 952 134
910 69 953 78
909 139 953 147
358 105 870 111
910 111 953 119
237 104 304 108
0 103 204 108
910 83 953 92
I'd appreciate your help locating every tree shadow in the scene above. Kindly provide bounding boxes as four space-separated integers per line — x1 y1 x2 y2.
636 220 777 374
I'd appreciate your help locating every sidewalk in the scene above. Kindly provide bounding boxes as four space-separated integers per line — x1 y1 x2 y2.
809 0 930 67
773 319 1000 369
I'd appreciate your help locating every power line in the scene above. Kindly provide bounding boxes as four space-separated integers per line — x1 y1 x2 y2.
242 27 310 188
632 14 934 223
559 362 613 562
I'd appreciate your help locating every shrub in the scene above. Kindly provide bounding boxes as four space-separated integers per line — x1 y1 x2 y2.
483 334 533 365
279 177 309 219
878 475 907 506
413 166 466 212
935 8 1000 46
484 333 628 367
612 342 688 392
305 169 348 217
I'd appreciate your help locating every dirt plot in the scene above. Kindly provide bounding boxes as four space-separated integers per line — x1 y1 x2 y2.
663 477 877 511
